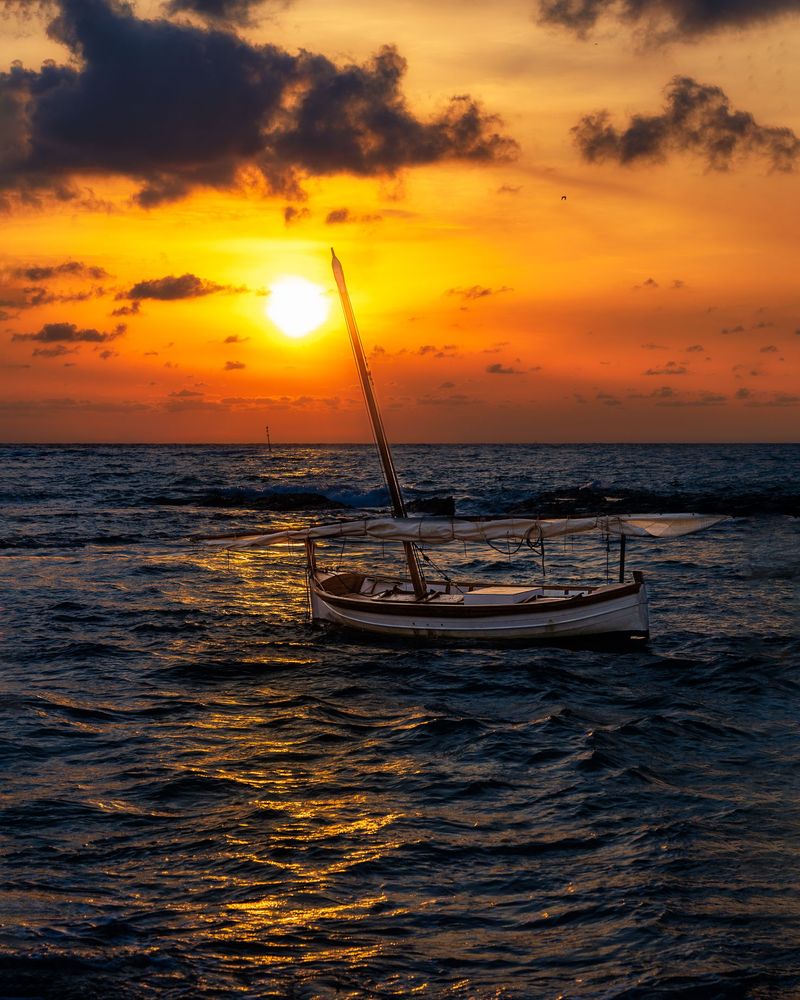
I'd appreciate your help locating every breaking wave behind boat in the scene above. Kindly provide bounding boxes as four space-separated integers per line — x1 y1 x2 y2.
1 443 799 998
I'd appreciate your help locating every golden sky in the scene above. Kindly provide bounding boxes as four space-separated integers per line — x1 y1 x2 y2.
1 0 798 442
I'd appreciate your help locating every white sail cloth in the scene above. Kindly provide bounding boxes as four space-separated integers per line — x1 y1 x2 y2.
195 514 727 550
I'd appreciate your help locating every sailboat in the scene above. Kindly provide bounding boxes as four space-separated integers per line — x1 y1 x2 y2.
197 251 726 641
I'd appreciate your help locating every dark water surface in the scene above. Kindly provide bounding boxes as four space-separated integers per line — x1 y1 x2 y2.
1 444 799 999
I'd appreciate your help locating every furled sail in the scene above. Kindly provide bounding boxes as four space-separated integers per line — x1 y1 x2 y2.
193 514 727 550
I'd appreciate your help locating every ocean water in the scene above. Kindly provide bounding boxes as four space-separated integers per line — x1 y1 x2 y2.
1 443 798 999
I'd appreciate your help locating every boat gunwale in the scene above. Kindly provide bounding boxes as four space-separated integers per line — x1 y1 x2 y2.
312 576 644 618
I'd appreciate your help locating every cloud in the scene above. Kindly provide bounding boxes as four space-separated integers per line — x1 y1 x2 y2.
31 344 78 358
643 360 687 375
537 0 800 43
685 344 704 352
633 277 658 290
12 321 125 343
759 345 779 353
720 325 745 335
1 0 515 207
447 285 512 300
224 360 245 370
164 0 274 28
120 274 231 300
596 391 622 406
111 301 140 316
417 393 477 406
224 334 249 343
486 362 524 375
641 342 666 350
283 205 310 225
417 343 458 358
9 260 109 281
0 285 104 310
325 207 382 224
573 77 799 172
497 184 521 194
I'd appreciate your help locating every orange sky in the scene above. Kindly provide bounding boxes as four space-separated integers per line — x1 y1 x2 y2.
1 0 798 442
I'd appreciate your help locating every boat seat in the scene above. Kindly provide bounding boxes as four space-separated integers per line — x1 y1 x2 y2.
320 572 365 596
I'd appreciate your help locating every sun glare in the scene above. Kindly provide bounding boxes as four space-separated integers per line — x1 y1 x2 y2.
266 277 329 338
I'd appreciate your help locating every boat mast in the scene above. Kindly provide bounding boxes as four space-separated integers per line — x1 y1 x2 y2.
331 249 426 599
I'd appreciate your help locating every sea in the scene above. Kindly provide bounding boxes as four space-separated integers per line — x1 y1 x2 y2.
1 443 798 1000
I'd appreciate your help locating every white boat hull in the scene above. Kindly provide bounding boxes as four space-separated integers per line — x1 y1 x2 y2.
310 575 649 641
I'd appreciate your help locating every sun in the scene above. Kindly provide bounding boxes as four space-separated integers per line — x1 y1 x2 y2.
266 277 329 338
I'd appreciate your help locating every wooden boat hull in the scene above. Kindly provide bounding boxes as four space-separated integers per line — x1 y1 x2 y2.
310 576 649 641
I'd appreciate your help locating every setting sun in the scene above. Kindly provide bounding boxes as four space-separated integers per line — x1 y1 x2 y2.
266 277 329 338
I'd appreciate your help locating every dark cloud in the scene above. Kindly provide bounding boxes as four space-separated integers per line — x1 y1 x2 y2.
1 0 515 207
596 391 622 406
759 344 779 353
537 0 800 43
633 277 658 290
283 205 310 225
32 344 77 358
447 285 512 300
111 301 140 316
164 0 274 28
643 360 687 375
325 207 382 224
120 274 230 300
0 285 104 309
641 342 666 349
721 324 745 335
9 260 109 281
224 334 249 343
224 360 245 370
12 320 125 343
486 362 525 375
573 77 799 172
686 344 704 352
417 344 458 358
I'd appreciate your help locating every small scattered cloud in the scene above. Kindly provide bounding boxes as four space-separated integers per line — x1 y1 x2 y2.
497 184 521 194
284 205 310 225
752 320 774 330
32 344 78 358
224 334 249 343
685 344 704 352
164 0 273 28
417 393 478 406
573 77 799 172
9 261 110 282
537 0 800 45
633 277 659 290
12 321 125 344
119 274 236 300
759 345 779 353
643 361 687 375
447 285 512 301
671 279 686 289
641 342 667 350
224 360 246 370
325 207 382 224
486 362 524 375
596 391 622 406
417 344 459 358
111 301 141 317
721 325 745 335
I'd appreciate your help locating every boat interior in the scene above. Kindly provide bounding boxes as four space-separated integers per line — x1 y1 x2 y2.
313 571 628 606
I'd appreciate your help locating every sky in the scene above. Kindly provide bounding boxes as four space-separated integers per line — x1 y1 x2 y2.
1 0 798 443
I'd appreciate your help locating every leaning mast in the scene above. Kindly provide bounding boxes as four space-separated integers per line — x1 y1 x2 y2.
331 249 426 599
